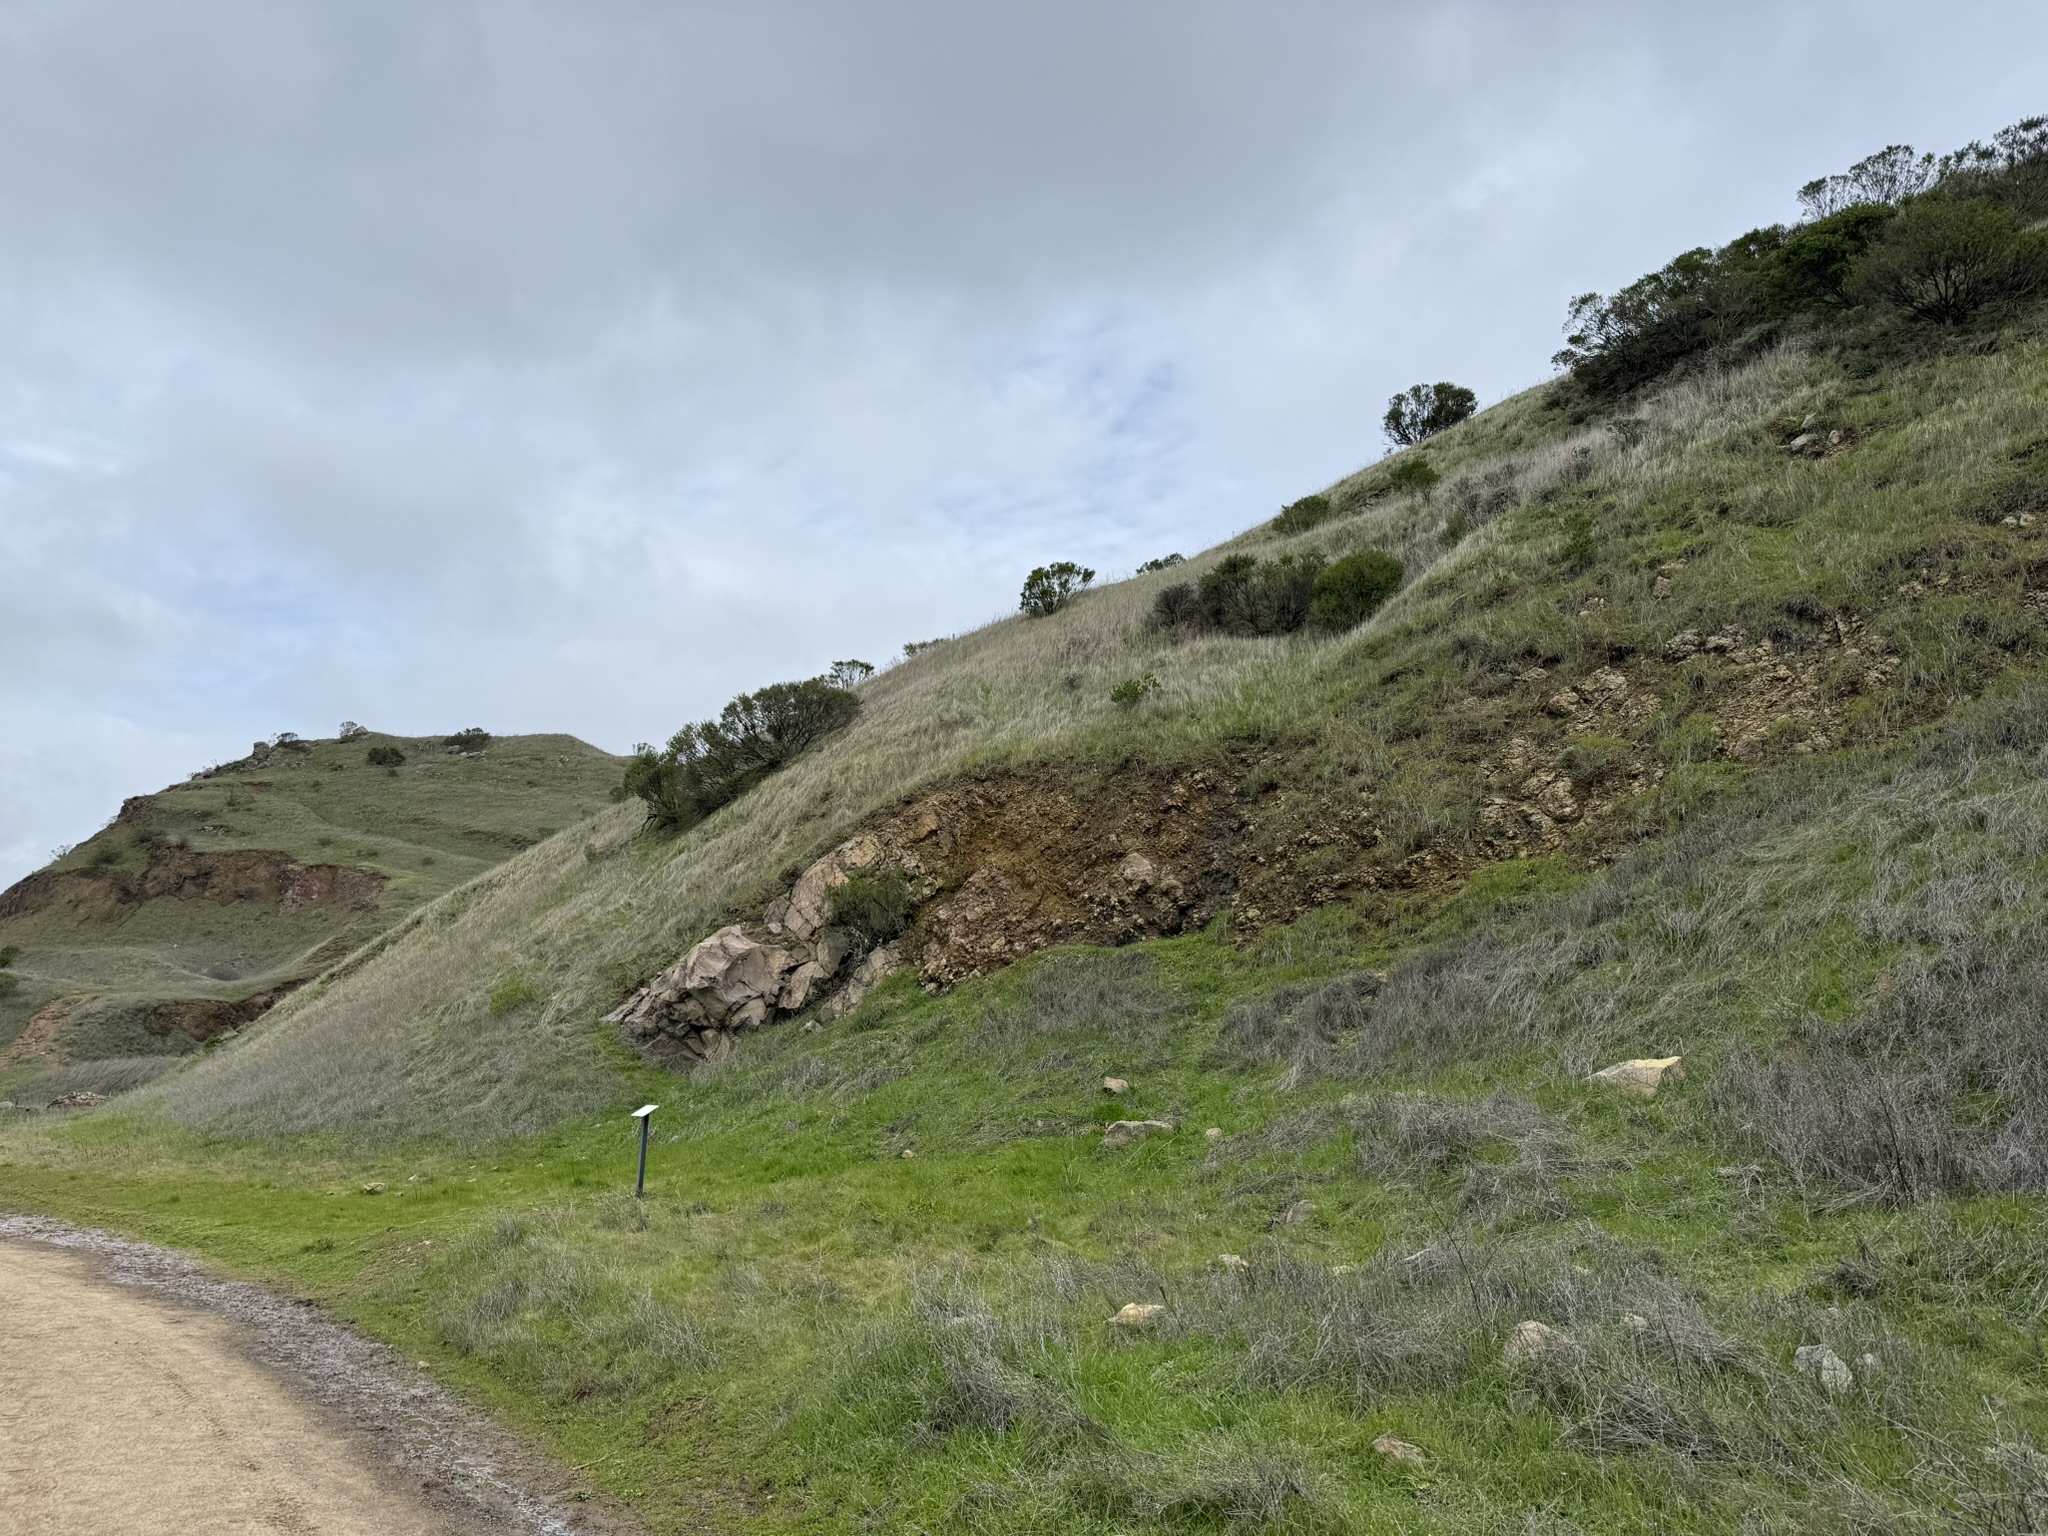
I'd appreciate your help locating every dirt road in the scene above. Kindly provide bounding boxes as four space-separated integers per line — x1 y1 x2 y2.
0 1218 630 1535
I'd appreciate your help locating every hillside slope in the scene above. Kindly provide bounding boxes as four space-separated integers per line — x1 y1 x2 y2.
138 331 2048 1141
8 131 2048 1534
0 730 623 1105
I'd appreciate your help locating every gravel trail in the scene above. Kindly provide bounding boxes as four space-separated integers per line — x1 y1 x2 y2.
0 1215 639 1535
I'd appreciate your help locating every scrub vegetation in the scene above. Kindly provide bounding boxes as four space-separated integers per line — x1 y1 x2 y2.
5 118 2048 1533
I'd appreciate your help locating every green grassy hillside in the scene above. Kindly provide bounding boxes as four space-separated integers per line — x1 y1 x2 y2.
0 730 624 1105
7 137 2048 1534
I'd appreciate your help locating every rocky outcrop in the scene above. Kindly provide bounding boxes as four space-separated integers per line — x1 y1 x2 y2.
608 835 915 1067
0 849 385 923
614 766 1241 1070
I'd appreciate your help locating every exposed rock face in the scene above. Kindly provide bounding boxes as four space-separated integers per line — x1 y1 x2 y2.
614 766 1240 1069
0 849 385 923
609 829 916 1066
134 985 304 1044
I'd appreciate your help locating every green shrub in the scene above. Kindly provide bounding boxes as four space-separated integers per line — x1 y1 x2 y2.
337 721 369 741
1560 509 1598 572
1765 203 1897 310
624 674 861 832
364 745 405 767
1152 553 1327 638
825 866 916 950
445 727 492 753
1109 673 1159 706
1307 549 1403 632
827 659 874 687
1386 456 1439 491
1019 562 1095 617
1202 552 1324 636
0 945 18 969
1384 382 1478 446
1847 195 2048 323
1136 553 1183 573
1269 494 1334 536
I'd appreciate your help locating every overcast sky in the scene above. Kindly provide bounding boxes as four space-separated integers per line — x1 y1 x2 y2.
2 1 2043 887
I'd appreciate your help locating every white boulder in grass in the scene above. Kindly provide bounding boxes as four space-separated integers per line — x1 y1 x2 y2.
1588 1055 1685 1097
1110 1303 1165 1327
1794 1343 1855 1394
1102 1077 1129 1094
1503 1319 1569 1365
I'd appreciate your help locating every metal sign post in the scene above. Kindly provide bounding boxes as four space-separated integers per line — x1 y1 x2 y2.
632 1104 659 1198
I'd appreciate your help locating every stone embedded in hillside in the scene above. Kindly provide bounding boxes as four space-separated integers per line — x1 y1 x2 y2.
816 942 903 1025
1588 1056 1685 1097
1794 1343 1854 1394
1664 629 1703 661
778 960 832 1013
1216 1253 1248 1272
1503 1319 1568 1365
1102 1119 1173 1148
1102 1076 1129 1094
47 1091 108 1110
1271 1199 1317 1228
1110 1303 1165 1327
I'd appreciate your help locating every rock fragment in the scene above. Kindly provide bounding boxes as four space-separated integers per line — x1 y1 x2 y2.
1794 1343 1854 1394
1372 1433 1427 1466
1110 1303 1164 1327
1588 1056 1684 1097
1503 1319 1568 1365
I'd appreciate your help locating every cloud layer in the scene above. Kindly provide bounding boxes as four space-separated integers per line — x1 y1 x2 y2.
3 0 2043 883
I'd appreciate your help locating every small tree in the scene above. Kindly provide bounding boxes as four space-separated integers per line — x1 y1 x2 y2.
1848 196 2048 324
626 674 862 832
1383 383 1478 448
1798 144 1937 220
827 659 875 688
1019 562 1095 617
1765 203 1897 310
1308 549 1403 632
338 721 369 741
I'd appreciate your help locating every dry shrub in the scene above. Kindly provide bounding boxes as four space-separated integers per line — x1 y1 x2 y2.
1061 1435 1340 1533
1210 973 1378 1084
428 1213 713 1401
822 1272 1100 1448
1170 1227 1721 1419
1714 916 2048 1203
982 951 1188 1055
